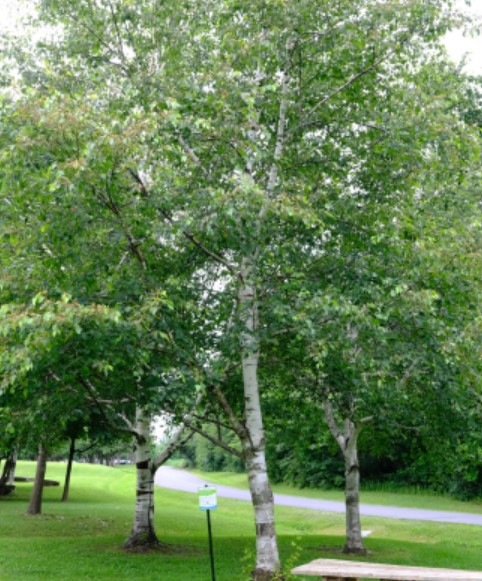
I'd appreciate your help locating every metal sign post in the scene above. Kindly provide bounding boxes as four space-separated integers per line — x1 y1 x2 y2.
198 486 217 581
206 508 216 581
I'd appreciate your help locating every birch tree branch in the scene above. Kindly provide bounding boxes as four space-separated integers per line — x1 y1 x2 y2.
303 31 415 125
78 377 140 438
182 419 244 458
254 40 293 252
266 66 291 198
152 391 206 470
211 383 248 441
152 426 194 471
127 169 237 276
305 57 383 120
106 0 128 66
178 135 210 178
92 185 147 271
323 396 346 451
117 412 137 433
62 10 131 74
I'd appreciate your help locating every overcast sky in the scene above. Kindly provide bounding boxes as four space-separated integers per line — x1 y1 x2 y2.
0 0 480 74
445 0 482 75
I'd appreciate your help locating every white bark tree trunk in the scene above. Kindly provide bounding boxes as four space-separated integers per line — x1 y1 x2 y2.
124 408 159 549
323 400 367 555
342 420 366 555
239 261 281 580
244 445 280 580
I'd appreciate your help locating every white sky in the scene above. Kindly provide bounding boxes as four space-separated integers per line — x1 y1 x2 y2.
444 0 482 75
0 0 480 74
0 1 32 33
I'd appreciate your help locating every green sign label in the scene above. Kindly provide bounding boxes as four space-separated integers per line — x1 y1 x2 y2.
198 486 217 510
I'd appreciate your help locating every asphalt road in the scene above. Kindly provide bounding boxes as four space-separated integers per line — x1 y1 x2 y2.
154 466 482 527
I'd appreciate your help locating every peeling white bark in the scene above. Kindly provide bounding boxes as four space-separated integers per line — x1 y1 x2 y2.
244 447 280 580
124 407 158 548
323 399 366 555
343 421 366 554
266 69 290 198
239 260 281 580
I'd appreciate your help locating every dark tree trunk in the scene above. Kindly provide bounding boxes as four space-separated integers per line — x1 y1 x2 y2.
1 454 15 484
10 452 17 485
0 453 17 496
61 437 76 502
27 442 47 515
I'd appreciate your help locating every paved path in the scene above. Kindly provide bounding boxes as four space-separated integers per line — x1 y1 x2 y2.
155 466 482 527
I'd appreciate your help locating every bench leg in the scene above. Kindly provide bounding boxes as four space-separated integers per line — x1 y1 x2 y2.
324 577 359 581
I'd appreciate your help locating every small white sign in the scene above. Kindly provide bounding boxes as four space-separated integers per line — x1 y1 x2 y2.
198 486 217 510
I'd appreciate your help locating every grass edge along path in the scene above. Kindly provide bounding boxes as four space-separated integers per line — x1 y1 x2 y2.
189 468 482 514
0 461 480 581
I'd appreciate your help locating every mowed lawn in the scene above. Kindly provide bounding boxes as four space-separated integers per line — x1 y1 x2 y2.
1 462 482 581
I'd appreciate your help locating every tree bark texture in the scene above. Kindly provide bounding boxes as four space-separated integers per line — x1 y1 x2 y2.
342 423 366 555
323 400 366 555
7 451 17 486
0 453 17 495
244 445 281 580
239 263 281 580
124 408 159 549
61 437 75 502
27 441 47 515
1 453 16 485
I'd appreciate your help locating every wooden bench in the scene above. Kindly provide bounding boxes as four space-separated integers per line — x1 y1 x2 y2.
291 558 482 580
14 477 60 486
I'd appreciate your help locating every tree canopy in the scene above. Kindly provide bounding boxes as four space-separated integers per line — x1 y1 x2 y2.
1 0 482 576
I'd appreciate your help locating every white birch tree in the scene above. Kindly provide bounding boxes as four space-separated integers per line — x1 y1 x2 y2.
2 0 474 576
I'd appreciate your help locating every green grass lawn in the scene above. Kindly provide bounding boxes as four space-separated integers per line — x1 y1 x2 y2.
1 461 481 580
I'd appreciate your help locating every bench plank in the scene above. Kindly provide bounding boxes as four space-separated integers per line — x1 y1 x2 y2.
291 558 482 580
